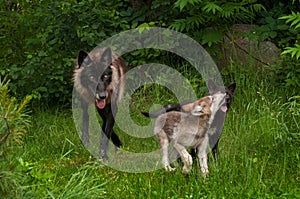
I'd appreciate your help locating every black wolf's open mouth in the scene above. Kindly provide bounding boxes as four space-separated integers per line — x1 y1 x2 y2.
96 99 106 109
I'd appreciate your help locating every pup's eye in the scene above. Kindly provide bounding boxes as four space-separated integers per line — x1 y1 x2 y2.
103 74 109 79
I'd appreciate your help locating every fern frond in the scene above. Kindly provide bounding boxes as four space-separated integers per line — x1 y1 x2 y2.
174 0 202 11
279 12 300 29
252 4 266 12
221 3 236 18
202 2 223 14
281 44 300 60
170 15 206 31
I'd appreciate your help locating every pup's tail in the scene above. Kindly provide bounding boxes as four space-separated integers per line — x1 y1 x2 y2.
141 111 150 117
141 110 165 118
141 103 183 118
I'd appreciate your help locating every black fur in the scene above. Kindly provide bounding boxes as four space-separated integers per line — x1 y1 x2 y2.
142 79 236 160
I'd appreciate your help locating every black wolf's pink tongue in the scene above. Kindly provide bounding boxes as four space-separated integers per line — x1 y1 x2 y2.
96 99 106 109
221 106 227 112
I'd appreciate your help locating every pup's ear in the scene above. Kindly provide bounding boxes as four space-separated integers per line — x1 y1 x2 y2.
227 82 236 94
100 47 112 67
77 50 91 68
181 103 195 112
191 105 204 116
207 79 217 93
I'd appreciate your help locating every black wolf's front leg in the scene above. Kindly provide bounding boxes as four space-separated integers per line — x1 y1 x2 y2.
211 140 219 161
98 104 114 161
102 114 115 161
98 102 122 161
81 100 89 145
111 130 122 148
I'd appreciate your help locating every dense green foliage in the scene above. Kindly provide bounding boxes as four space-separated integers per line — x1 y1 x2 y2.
0 0 299 104
1 0 131 103
170 0 265 46
280 11 300 59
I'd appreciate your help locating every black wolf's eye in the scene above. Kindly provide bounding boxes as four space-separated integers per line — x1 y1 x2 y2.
89 75 95 80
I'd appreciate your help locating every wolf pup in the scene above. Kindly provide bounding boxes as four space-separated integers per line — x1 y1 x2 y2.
154 92 226 175
142 79 236 159
73 47 126 161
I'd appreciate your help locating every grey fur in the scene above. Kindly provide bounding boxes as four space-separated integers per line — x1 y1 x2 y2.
154 92 226 176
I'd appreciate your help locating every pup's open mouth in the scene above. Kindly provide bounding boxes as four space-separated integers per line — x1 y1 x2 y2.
96 99 106 109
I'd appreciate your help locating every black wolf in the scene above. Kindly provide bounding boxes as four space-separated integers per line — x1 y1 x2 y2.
73 47 126 161
142 79 236 160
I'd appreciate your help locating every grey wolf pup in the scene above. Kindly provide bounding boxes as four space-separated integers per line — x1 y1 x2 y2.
142 80 236 159
73 47 126 161
154 92 226 176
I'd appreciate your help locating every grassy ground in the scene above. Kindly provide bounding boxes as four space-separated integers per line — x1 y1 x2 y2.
1 66 300 198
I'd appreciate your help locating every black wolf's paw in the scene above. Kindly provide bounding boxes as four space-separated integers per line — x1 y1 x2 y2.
114 141 122 148
81 132 90 146
99 150 109 163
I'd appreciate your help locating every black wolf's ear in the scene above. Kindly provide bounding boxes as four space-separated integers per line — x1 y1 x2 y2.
77 50 91 68
207 79 217 93
227 82 236 94
100 47 112 66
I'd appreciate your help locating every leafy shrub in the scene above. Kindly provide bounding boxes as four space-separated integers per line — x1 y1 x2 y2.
169 0 265 46
1 0 130 104
280 11 300 59
1 0 299 106
0 76 31 198
0 76 32 156
281 96 300 144
269 56 300 92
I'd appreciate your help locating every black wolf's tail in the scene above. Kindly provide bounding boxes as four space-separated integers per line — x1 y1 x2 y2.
141 103 183 118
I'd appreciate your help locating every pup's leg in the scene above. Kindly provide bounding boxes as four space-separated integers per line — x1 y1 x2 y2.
169 147 180 162
157 131 175 172
174 143 192 174
81 100 89 145
197 135 209 176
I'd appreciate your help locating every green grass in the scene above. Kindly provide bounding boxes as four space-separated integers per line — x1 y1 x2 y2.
1 66 300 198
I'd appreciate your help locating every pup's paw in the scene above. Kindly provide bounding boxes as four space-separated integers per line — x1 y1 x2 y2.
182 152 193 166
182 166 190 174
164 165 176 172
201 168 209 177
81 132 90 146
